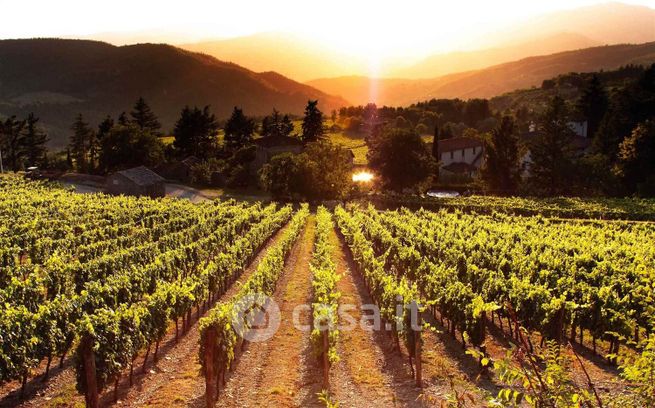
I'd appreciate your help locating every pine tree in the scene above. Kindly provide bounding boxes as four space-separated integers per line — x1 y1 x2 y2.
263 109 282 138
118 112 129 126
99 124 164 172
173 105 220 158
480 116 520 194
281 115 294 137
300 100 325 143
527 96 576 196
130 97 161 134
262 109 294 139
22 113 48 167
224 107 255 151
0 116 27 172
261 116 272 137
576 74 608 139
93 116 114 172
97 116 114 140
69 114 94 173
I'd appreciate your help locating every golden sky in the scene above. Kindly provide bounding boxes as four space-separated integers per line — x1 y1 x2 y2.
3 0 654 59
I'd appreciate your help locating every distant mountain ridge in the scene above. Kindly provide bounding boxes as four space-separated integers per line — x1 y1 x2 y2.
392 32 601 79
307 42 655 106
0 39 348 147
181 3 655 81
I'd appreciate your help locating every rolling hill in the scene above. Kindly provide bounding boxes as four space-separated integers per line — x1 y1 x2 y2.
180 3 654 82
307 42 655 106
0 39 348 147
392 32 600 79
181 32 373 82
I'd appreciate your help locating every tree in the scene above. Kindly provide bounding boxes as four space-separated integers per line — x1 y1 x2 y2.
173 105 220 158
261 116 271 138
117 112 129 126
576 74 608 139
463 98 491 126
262 109 295 139
259 153 301 199
0 116 27 171
99 124 164 172
260 140 352 200
432 126 440 159
331 109 337 124
97 116 114 140
224 107 255 151
480 116 521 194
69 114 94 173
300 100 325 142
527 97 577 196
367 127 436 192
440 125 454 140
594 64 655 161
130 97 161 134
281 115 294 137
22 113 48 167
615 121 655 196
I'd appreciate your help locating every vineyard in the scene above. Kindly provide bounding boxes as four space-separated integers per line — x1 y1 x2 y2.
0 176 654 407
370 194 655 221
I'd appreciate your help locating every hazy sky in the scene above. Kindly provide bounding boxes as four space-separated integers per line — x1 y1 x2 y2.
2 0 654 57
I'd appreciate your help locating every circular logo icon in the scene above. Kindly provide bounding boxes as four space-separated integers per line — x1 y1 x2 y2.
231 292 281 342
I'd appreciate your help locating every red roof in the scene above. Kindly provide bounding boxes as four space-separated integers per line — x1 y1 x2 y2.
437 137 483 153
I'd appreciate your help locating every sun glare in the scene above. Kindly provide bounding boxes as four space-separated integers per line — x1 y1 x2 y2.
352 171 375 183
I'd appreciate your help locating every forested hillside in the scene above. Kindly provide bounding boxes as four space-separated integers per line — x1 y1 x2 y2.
0 39 347 147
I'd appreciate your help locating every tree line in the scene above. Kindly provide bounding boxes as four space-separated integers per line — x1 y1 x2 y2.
480 64 655 196
0 113 49 171
353 64 655 197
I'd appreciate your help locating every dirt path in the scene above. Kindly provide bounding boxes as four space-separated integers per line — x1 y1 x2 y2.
5 219 293 408
327 226 397 407
116 220 297 408
214 215 319 408
331 227 497 407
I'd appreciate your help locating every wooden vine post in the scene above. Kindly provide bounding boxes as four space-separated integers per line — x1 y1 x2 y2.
414 307 422 388
203 327 218 408
81 335 99 408
322 329 330 388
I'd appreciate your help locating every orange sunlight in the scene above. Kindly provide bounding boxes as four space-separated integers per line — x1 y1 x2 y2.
5 0 654 63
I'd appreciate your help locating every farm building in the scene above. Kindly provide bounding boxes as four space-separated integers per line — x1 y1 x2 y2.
106 166 166 198
251 135 304 172
155 156 200 183
436 137 485 178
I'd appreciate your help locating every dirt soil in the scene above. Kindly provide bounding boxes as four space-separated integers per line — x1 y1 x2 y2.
1 211 631 408
212 215 319 408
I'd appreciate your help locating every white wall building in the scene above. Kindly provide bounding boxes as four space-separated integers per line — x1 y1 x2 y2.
437 137 485 177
